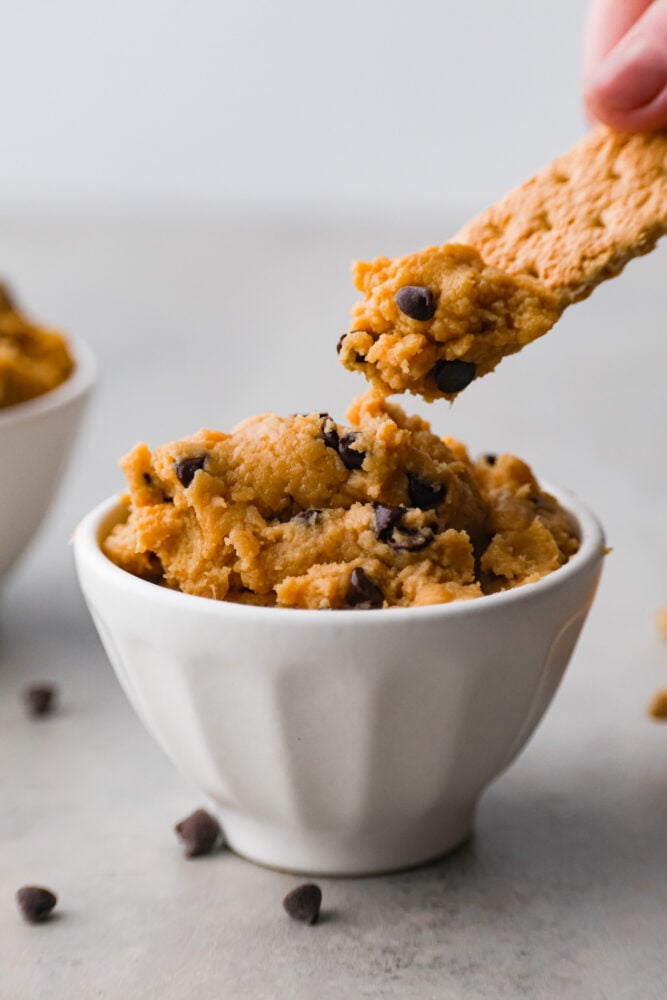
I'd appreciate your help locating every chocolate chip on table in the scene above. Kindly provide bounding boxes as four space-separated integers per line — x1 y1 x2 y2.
386 526 434 551
346 567 384 609
395 285 436 321
173 455 207 488
338 432 365 470
174 808 222 858
16 886 57 924
407 473 445 510
373 503 405 540
282 883 322 925
23 684 56 718
432 359 477 394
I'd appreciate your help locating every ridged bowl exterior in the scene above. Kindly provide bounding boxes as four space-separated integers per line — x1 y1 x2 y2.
0 338 95 583
75 490 604 875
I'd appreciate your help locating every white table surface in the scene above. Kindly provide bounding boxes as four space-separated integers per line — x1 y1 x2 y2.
1 216 666 1000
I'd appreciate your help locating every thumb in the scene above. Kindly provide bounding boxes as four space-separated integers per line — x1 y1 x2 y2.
583 0 667 131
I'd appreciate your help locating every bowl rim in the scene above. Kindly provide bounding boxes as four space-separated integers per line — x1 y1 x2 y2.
74 483 606 624
0 333 96 428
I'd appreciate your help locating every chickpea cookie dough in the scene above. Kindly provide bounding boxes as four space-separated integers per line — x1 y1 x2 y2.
103 391 579 610
0 282 74 409
338 245 562 402
339 127 667 401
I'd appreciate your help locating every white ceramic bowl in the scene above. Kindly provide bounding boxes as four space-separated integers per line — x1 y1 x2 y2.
74 488 604 876
0 337 96 585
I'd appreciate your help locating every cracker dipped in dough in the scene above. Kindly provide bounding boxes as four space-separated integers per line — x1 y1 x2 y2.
339 127 667 401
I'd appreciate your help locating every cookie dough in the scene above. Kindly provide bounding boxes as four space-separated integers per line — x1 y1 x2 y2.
340 127 667 402
338 244 562 401
103 391 579 609
0 282 74 409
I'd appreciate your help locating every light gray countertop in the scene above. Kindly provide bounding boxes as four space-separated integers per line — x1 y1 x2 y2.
1 217 666 999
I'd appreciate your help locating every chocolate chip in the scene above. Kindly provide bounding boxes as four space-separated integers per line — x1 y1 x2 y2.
432 359 476 394
143 472 152 485
320 415 340 452
395 285 436 321
338 432 365 470
530 494 550 510
174 808 222 858
16 887 57 924
386 526 434 551
23 685 56 718
346 567 384 608
484 453 497 466
407 473 445 510
337 331 369 362
282 883 322 925
173 455 206 488
373 503 405 541
292 509 322 524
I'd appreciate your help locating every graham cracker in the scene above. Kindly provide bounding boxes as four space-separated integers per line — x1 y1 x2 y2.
455 126 667 306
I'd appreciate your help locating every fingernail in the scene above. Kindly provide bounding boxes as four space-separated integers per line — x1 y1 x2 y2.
587 34 667 111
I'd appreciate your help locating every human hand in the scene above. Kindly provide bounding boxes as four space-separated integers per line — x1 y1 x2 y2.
583 0 667 131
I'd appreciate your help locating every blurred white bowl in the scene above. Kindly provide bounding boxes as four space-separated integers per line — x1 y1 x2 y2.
0 337 96 584
74 487 604 876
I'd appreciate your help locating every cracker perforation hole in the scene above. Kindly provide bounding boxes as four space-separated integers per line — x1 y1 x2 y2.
590 215 606 229
553 173 569 184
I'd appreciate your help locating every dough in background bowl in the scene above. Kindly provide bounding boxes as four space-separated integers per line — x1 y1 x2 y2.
0 282 74 409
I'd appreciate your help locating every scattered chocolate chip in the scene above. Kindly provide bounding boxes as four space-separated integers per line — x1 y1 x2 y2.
432 359 477 394
346 567 384 608
23 685 56 718
16 887 57 924
407 473 445 510
373 503 405 540
484 453 497 466
174 808 222 858
292 509 322 524
395 285 436 321
320 415 340 452
338 432 365 470
336 334 346 355
173 455 206 488
282 883 322 925
386 526 434 551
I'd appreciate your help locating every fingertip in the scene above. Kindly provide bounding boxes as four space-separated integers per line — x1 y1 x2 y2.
583 85 667 132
